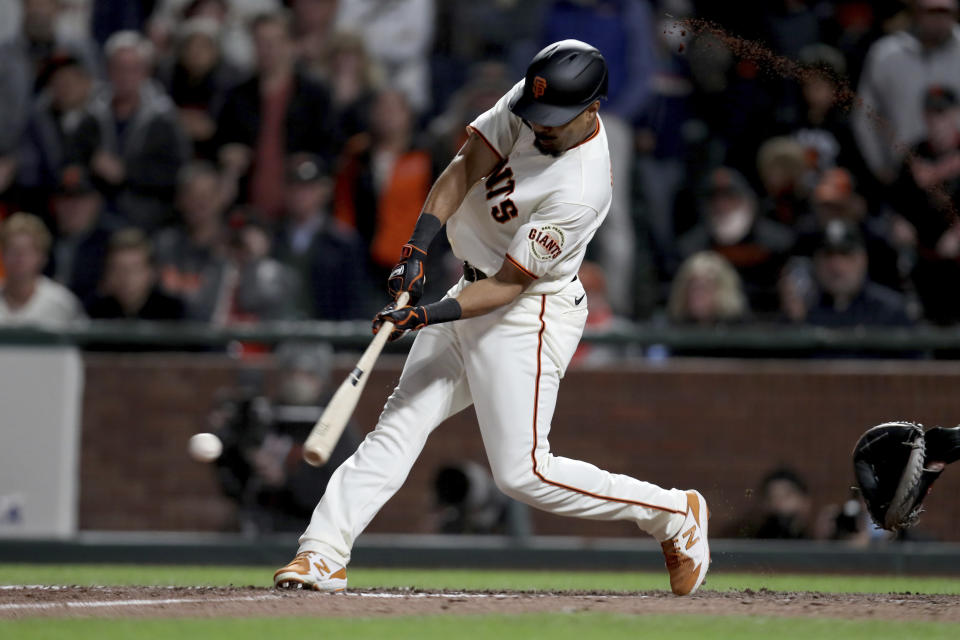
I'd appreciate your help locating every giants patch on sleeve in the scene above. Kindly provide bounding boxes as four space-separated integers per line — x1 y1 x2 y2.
527 225 565 261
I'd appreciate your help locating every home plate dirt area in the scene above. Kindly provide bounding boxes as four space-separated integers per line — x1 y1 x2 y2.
3 586 960 621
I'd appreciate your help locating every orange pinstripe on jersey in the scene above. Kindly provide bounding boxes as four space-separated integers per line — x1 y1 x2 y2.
466 125 504 162
505 253 538 279
529 295 686 516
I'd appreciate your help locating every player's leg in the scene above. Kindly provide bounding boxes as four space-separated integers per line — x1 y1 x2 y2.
293 320 472 567
461 288 686 539
462 286 709 594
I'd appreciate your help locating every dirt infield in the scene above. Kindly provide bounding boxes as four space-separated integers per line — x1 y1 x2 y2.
3 586 960 621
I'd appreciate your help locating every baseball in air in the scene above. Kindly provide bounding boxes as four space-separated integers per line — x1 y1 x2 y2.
188 432 222 462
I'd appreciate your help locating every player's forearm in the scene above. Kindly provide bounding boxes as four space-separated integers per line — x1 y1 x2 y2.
454 277 525 319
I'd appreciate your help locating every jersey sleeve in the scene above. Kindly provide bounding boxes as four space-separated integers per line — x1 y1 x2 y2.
466 81 524 160
504 203 601 280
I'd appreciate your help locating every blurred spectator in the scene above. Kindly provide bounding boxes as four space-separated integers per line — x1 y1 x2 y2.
683 25 777 184
821 1 901 87
793 167 904 292
542 0 659 317
5 0 101 88
275 154 369 319
892 85 960 324
0 0 22 44
219 212 301 324
87 228 186 320
88 31 190 230
46 166 121 305
0 1 81 206
778 255 817 323
799 219 913 327
92 0 158 46
751 467 812 539
291 0 340 80
147 0 280 72
210 342 361 533
776 44 874 198
0 0 100 203
18 54 101 210
755 136 811 226
216 10 338 220
667 251 749 325
0 211 85 326
570 261 635 367
426 61 513 172
636 5 697 288
334 0 434 113
853 0 960 182
761 0 821 59
813 488 872 544
334 88 433 283
155 161 229 321
319 32 383 140
158 17 244 160
676 167 794 314
440 0 547 78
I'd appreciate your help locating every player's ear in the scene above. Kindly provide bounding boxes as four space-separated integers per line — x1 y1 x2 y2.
586 100 601 115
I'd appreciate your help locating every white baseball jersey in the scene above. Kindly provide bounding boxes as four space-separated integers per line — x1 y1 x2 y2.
446 82 612 293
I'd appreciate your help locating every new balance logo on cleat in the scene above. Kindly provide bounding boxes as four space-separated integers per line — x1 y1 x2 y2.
682 525 699 550
274 551 348 592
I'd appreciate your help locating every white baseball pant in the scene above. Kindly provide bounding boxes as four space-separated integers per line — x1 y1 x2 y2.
298 277 687 565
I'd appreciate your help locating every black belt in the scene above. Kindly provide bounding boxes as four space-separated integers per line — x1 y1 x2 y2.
464 261 487 282
463 261 578 283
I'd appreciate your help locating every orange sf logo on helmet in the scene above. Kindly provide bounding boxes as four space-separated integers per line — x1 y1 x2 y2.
532 76 547 99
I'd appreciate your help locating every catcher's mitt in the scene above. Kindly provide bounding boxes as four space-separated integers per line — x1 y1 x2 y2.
852 422 947 531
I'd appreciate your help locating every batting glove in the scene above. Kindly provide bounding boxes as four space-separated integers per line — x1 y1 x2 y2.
387 244 427 304
386 213 443 304
372 298 462 342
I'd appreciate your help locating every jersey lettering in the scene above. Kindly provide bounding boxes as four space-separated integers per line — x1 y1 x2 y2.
491 199 518 223
485 159 515 200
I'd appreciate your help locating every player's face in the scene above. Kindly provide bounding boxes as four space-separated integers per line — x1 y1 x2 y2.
528 102 600 156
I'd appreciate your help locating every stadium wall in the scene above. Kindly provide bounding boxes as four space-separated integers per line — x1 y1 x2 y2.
78 354 960 541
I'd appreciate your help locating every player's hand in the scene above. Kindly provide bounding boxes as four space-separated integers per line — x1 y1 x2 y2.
387 244 426 304
372 301 428 342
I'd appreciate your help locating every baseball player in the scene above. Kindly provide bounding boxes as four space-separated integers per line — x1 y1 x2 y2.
274 40 710 596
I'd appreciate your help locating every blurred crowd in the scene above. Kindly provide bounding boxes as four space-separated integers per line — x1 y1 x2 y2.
1 0 960 344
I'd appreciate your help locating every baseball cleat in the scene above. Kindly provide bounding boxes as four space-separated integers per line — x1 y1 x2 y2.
273 551 348 592
661 490 710 596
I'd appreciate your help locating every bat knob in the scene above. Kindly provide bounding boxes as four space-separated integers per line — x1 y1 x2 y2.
303 446 328 467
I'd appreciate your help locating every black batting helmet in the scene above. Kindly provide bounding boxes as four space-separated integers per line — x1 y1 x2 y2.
509 40 608 127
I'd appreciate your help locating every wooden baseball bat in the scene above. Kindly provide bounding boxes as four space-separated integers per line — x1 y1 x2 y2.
303 292 410 466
